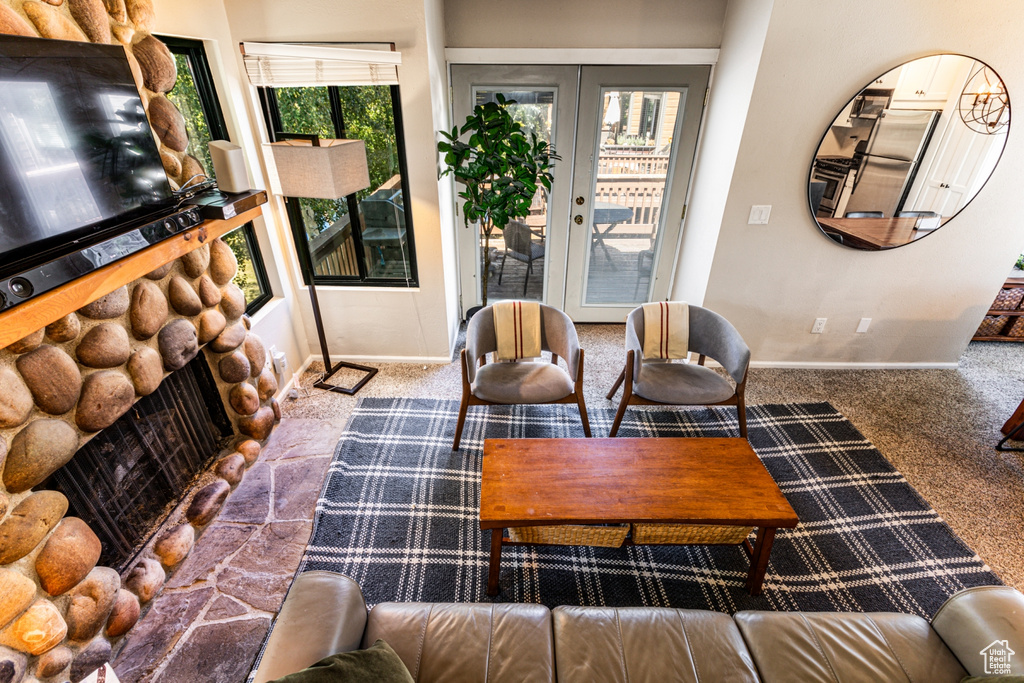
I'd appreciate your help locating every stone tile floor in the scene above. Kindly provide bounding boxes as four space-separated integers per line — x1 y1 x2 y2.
112 419 344 682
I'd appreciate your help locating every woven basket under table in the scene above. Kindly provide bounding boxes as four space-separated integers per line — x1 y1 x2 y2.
507 524 629 548
993 288 1024 310
631 523 753 545
977 315 1010 337
1007 316 1024 337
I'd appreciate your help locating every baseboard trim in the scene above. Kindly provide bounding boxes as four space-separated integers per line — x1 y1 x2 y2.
327 353 452 364
282 354 959 380
294 353 453 367
748 360 959 370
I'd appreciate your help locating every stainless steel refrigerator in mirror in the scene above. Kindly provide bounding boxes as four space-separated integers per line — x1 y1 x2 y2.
843 109 939 217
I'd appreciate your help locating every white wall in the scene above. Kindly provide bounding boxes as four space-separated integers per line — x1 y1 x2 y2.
155 0 1024 368
153 0 310 391
671 0 773 305
424 0 462 356
158 0 460 367
702 0 1024 365
444 0 726 49
222 0 457 363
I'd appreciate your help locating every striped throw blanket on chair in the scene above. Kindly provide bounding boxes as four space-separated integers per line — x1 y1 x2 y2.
642 301 689 359
493 301 542 360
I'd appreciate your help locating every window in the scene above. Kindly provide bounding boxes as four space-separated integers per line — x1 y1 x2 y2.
638 93 663 142
160 36 273 315
160 37 228 180
259 85 417 287
224 223 273 312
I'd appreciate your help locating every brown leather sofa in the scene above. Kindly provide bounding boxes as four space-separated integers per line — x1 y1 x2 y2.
253 571 1024 682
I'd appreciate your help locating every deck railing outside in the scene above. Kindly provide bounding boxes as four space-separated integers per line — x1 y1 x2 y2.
306 152 669 293
597 152 670 177
310 215 359 277
309 174 405 277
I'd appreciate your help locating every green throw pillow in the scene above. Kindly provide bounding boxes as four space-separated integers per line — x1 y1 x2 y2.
269 640 414 683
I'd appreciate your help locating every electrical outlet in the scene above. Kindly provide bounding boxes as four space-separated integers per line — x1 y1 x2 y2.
811 318 827 334
856 318 872 333
748 205 772 225
273 352 288 374
269 346 288 374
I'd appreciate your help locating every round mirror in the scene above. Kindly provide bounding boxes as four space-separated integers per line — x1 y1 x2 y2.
808 55 1010 250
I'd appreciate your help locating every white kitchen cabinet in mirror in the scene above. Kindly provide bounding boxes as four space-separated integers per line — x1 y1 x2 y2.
808 54 1009 250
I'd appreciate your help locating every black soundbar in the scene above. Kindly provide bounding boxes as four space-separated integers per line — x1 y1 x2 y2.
0 205 204 314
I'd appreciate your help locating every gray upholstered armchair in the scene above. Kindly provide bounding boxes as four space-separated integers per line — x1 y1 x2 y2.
606 305 750 437
453 303 590 450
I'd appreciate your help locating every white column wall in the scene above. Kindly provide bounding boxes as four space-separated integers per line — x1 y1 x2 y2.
671 0 774 305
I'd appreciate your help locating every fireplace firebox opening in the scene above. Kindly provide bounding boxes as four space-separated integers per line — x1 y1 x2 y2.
40 352 233 570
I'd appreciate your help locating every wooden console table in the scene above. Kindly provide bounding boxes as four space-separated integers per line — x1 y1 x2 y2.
973 277 1024 342
479 438 799 596
0 207 263 349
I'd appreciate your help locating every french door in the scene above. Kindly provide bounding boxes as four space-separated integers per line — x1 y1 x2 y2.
451 64 709 322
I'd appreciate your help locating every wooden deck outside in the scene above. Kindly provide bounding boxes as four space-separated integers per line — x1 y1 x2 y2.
308 150 667 303
486 228 654 304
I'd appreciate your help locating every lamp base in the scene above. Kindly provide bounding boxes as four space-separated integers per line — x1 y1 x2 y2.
314 360 378 395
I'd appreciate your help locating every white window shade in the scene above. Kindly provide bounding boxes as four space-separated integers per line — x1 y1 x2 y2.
241 42 402 87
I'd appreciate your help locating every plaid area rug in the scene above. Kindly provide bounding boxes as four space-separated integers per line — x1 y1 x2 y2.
300 398 1000 618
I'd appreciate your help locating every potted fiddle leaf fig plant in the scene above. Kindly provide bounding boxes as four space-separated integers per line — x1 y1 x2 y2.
438 94 559 309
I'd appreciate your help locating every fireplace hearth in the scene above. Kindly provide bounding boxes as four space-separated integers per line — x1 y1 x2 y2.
40 355 232 571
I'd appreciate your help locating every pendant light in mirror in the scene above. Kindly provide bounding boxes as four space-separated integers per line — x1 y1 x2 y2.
807 54 1010 250
958 63 1009 135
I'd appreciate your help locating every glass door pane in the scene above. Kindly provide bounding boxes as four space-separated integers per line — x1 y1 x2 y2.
585 89 680 304
564 66 709 322
472 87 555 302
450 65 577 315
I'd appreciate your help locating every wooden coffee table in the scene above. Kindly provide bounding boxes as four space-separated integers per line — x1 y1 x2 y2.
479 438 798 596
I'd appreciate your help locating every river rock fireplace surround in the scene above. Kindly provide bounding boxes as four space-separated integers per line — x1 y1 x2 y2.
0 1 288 680
0 205 280 682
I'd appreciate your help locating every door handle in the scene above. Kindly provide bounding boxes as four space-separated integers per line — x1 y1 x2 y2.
574 215 583 225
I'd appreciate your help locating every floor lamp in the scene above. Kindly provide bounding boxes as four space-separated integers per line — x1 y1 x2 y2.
264 134 378 394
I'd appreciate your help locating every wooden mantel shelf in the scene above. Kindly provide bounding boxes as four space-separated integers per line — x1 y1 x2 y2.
0 206 263 349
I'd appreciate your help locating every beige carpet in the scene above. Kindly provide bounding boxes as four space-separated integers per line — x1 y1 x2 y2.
280 326 1024 590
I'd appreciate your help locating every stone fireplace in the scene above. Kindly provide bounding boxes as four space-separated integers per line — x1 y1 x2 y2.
0 2 287 680
0 227 279 683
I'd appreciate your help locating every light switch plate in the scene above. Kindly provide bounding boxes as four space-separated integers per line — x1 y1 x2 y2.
748 205 771 224
857 318 872 333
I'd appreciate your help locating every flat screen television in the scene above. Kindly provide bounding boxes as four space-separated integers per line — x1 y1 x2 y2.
0 34 174 279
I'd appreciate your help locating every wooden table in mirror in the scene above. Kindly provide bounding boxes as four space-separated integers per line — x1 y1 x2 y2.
817 216 950 250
